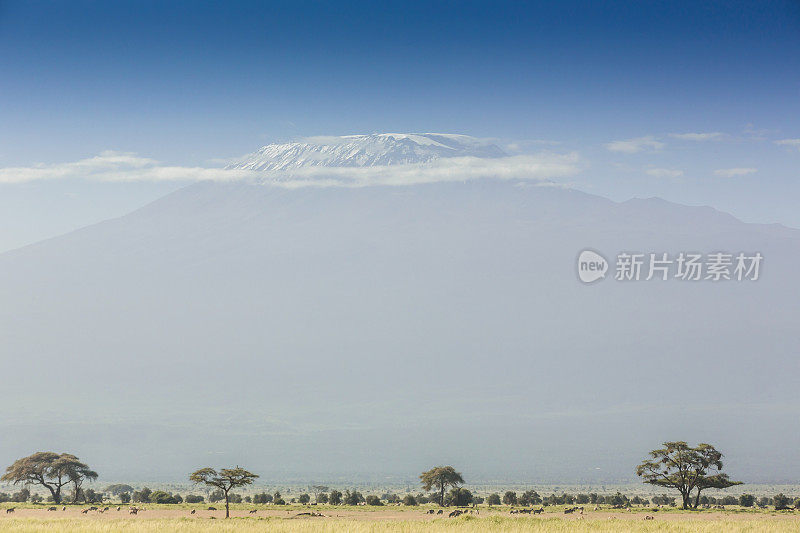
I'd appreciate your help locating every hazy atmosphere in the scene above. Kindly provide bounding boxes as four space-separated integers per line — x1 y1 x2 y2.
1 0 799 503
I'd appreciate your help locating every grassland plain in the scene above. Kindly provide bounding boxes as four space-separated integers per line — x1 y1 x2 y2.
1 504 799 532
1 515 800 533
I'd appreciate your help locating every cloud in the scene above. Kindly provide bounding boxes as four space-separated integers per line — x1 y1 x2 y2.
645 168 684 178
0 151 581 188
668 132 724 141
775 139 800 151
713 167 757 178
605 136 664 154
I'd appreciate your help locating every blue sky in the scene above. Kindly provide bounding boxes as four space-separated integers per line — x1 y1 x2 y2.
1 0 799 250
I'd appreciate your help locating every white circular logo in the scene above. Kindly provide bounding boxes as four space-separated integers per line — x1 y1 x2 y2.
577 250 608 283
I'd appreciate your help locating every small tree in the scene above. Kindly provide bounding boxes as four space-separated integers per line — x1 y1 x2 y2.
298 493 310 504
487 493 501 506
329 490 342 505
11 488 30 502
365 495 383 506
402 494 418 506
503 491 518 505
311 485 329 504
343 490 364 505
420 466 464 507
774 493 793 510
189 466 258 518
2 452 96 505
447 487 473 506
133 487 152 503
636 441 741 509
105 484 135 497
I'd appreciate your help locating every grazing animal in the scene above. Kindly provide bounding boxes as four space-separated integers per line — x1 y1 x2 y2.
208 507 217 511
81 509 89 514
6 508 15 514
437 509 443 514
88 506 98 511
48 507 57 511
645 515 654 520
191 509 196 514
63 507 66 511
116 507 121 511
448 510 462 518
564 507 576 514
426 509 435 514
249 509 257 514
129 508 138 515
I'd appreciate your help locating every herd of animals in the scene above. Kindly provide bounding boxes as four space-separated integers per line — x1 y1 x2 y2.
2 504 661 520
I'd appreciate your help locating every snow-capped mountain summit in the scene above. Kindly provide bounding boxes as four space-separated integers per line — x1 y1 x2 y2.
228 133 506 171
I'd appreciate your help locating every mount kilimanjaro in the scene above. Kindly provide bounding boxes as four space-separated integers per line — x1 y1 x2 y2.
0 134 798 482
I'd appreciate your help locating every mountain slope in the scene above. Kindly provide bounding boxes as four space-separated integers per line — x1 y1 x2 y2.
0 177 798 482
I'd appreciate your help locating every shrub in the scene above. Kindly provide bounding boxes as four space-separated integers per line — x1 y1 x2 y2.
329 490 342 505
132 487 152 503
774 493 792 510
253 492 272 504
150 491 181 504
520 490 541 505
402 494 418 506
446 488 473 507
185 495 204 503
298 493 310 504
502 491 517 505
344 490 364 505
11 489 30 503
365 495 383 506
487 493 501 506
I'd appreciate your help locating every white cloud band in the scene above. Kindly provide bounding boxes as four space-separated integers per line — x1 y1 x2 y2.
0 151 581 188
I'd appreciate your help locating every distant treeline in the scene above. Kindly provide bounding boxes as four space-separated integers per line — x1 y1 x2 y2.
2 486 799 511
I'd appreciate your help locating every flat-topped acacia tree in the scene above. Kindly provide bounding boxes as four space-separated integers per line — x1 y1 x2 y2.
189 466 258 518
1 452 97 505
636 441 741 509
420 466 464 507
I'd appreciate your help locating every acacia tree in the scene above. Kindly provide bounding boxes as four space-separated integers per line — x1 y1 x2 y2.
67 460 98 503
636 441 741 509
420 466 464 507
189 466 258 518
1 452 97 504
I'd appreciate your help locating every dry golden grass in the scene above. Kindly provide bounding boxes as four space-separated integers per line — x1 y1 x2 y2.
1 516 800 533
